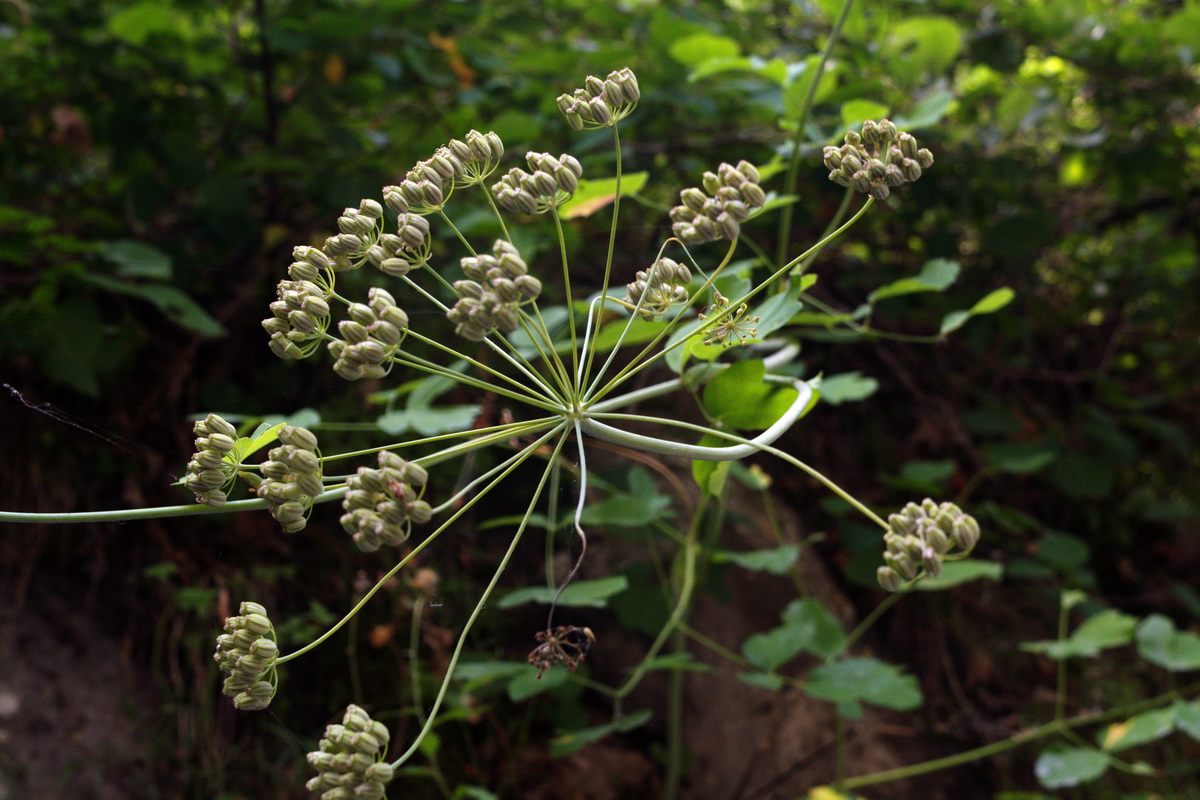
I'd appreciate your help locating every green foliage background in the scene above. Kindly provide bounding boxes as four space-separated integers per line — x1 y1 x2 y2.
2 0 1199 797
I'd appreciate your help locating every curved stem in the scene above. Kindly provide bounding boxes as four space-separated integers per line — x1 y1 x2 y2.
583 410 888 530
578 381 815 463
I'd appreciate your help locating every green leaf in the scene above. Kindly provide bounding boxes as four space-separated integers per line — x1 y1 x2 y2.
667 33 740 67
99 240 172 279
939 287 1015 334
108 1 181 45
691 433 732 496
982 441 1057 474
803 658 921 711
590 317 668 353
783 56 840 118
497 576 629 609
579 467 674 527
713 544 801 575
743 625 807 671
1021 609 1138 660
971 287 1016 314
884 16 963 86
1099 707 1176 752
781 599 847 658
869 259 961 302
840 99 891 130
1175 699 1200 742
557 172 649 219
702 360 800 430
1136 614 1200 671
639 653 714 674
688 56 789 85
507 664 569 702
893 89 956 131
78 273 226 337
814 372 878 405
454 787 500 800
913 559 1003 591
549 710 651 758
1034 745 1109 789
737 671 785 691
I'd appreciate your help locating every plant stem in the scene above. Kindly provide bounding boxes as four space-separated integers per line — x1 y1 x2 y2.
775 0 858 268
389 429 572 768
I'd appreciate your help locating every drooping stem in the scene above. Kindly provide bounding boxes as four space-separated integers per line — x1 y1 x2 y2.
389 429 572 768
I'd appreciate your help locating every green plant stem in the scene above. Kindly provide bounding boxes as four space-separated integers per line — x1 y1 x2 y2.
277 424 566 665
582 411 889 530
389 429 572 768
1056 594 1070 722
579 381 813 462
665 625 686 800
842 590 905 651
551 211 580 389
775 0 857 268
836 683 1200 793
579 123 624 391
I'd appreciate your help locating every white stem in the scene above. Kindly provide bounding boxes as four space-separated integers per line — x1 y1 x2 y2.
579 380 814 462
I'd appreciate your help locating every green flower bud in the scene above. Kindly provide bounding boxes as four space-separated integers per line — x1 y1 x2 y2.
382 185 409 215
273 501 306 524
240 601 268 617
279 426 318 451
877 566 903 592
347 303 376 327
952 515 981 551
379 257 410 277
357 784 385 800
339 320 369 344
921 547 943 578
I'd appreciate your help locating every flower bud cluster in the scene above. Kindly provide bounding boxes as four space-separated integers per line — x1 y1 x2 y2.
625 257 693 320
214 601 279 711
257 425 323 533
669 160 765 245
264 275 332 360
447 240 539 341
823 119 934 201
184 413 239 508
556 67 640 130
307 705 394 800
443 129 505 186
492 152 583 214
322 198 392 271
327 287 409 381
876 498 982 591
340 451 432 552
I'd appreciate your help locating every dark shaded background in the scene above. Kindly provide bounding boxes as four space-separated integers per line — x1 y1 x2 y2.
2 0 1199 797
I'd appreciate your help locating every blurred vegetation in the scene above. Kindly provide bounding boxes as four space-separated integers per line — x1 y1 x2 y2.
2 0 1199 798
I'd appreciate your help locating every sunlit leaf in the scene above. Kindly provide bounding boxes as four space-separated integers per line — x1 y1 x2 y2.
668 33 740 67
1099 707 1175 752
702 359 799 430
558 172 649 219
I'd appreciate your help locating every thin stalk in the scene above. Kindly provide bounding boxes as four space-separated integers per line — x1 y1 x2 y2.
584 239 739 404
582 411 888 530
551 212 580 389
579 124 625 391
277 423 567 665
389 429 572 768
838 683 1200 792
842 590 904 651
775 0 858 268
